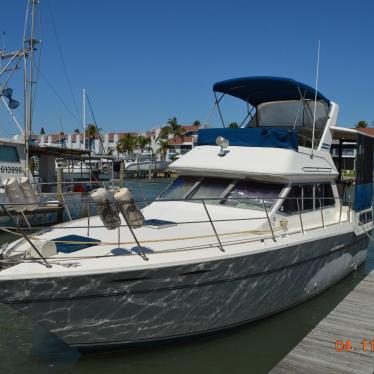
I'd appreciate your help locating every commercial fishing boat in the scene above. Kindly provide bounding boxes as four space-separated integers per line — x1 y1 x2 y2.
0 76 372 350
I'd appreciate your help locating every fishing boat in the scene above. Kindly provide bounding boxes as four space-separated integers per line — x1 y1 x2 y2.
0 1 105 227
0 76 372 350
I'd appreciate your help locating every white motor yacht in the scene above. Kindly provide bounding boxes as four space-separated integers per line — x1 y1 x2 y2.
0 77 372 350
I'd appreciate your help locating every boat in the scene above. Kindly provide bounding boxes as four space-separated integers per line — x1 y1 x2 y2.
0 76 372 350
123 155 171 177
0 1 104 227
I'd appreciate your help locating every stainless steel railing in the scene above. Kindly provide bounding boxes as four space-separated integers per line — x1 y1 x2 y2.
0 192 352 265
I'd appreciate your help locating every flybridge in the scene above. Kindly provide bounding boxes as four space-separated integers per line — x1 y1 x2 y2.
197 128 298 151
208 76 334 150
213 76 330 106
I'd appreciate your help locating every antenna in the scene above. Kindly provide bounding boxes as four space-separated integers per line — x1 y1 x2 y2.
311 40 321 158
82 88 86 150
0 31 5 70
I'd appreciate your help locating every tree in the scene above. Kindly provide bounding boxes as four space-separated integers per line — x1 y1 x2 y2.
40 127 45 135
158 117 184 140
228 122 239 128
86 123 101 151
156 140 170 161
157 117 184 158
355 120 368 128
74 128 80 134
117 133 137 155
192 120 201 127
136 135 151 153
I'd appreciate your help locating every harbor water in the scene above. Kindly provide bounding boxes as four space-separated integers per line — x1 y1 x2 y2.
0 179 373 374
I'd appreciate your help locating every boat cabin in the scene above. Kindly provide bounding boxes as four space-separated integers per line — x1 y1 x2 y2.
163 77 373 230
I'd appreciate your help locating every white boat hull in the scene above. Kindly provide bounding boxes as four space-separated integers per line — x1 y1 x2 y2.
0 232 368 349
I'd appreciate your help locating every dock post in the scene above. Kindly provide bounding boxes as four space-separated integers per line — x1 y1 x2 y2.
120 160 125 188
148 161 152 180
56 167 64 223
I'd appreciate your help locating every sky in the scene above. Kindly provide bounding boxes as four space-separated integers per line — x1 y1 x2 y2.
1 0 374 136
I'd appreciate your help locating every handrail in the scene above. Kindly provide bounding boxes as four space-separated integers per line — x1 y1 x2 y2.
296 197 304 234
262 199 276 242
202 199 224 252
0 195 353 264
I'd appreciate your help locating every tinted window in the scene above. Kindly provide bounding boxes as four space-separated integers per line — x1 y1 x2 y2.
279 185 301 214
158 176 199 200
221 180 284 210
189 177 231 203
0 145 19 162
316 183 335 208
281 183 335 214
303 185 314 211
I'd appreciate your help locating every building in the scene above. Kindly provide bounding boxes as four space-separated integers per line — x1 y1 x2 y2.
35 123 209 160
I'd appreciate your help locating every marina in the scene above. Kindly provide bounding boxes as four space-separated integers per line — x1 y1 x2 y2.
1 0 374 373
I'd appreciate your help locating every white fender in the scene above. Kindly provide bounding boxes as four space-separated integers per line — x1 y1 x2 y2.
18 177 38 211
114 188 144 228
3 177 28 212
90 188 121 230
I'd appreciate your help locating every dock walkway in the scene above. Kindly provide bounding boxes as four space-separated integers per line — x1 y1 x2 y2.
270 270 374 374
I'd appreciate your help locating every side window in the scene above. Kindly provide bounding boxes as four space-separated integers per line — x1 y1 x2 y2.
315 183 335 208
280 183 335 215
279 185 301 214
0 145 20 163
303 185 314 211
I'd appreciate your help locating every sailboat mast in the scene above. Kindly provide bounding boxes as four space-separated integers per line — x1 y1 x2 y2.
24 0 39 176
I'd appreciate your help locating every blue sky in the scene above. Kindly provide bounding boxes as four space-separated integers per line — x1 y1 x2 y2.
1 0 374 136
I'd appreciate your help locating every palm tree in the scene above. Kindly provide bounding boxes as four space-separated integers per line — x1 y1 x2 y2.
228 122 239 128
136 135 151 153
192 120 201 127
156 140 169 161
157 117 184 156
74 128 80 134
355 120 368 128
86 123 101 151
117 133 137 155
40 127 45 135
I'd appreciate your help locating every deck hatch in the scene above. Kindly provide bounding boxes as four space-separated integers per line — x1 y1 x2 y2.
52 235 101 253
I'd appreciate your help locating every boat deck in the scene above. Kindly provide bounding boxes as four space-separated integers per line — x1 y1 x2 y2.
270 267 374 373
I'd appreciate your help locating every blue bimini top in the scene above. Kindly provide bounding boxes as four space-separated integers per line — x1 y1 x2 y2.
197 127 298 151
213 76 330 107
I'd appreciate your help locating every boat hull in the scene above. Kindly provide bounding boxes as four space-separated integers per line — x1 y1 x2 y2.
0 232 368 349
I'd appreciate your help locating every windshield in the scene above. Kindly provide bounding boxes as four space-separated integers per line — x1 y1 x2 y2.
158 176 199 199
158 176 284 209
189 177 232 203
248 100 329 148
220 180 284 210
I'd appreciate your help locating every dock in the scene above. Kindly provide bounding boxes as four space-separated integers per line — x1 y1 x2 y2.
270 269 374 373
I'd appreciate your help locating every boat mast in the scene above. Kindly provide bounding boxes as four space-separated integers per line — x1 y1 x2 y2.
23 0 40 175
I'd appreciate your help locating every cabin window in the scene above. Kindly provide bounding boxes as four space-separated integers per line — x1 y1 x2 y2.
188 177 231 202
158 176 200 200
279 185 301 214
280 183 335 215
303 185 314 211
220 180 284 211
0 145 19 163
315 183 335 208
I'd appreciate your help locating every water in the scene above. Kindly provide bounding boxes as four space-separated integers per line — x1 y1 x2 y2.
0 178 373 374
